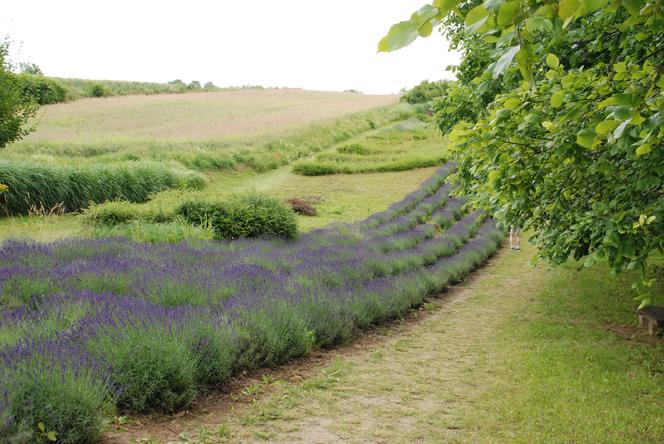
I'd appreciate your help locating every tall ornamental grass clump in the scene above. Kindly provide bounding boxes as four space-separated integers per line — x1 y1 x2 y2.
177 193 297 240
0 161 205 217
0 164 506 442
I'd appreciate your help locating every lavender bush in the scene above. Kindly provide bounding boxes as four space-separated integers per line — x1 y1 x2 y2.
0 163 504 442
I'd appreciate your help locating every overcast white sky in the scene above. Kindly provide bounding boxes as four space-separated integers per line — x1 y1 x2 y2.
2 0 460 94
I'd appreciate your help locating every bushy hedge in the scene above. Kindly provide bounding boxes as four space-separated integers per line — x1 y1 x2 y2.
400 80 452 105
0 161 205 217
336 143 379 155
177 193 298 240
292 156 447 176
91 220 215 243
13 73 67 105
84 201 175 226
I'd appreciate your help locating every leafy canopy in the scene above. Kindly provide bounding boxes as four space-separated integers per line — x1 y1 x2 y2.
0 39 36 148
381 0 663 305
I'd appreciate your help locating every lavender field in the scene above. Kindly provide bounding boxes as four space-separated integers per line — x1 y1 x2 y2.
0 164 504 443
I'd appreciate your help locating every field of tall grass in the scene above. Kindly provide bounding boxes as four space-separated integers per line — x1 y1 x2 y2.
4 91 408 175
11 89 398 145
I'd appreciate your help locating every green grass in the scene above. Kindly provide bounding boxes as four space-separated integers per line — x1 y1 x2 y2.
292 117 448 175
472 261 664 442
90 219 214 244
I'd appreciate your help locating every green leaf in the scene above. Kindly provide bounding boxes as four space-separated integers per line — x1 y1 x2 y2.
635 143 651 156
545 69 557 79
535 4 556 18
46 431 58 442
576 128 597 148
38 423 46 433
412 4 439 24
465 4 490 26
613 62 627 72
595 119 618 135
525 16 553 33
433 0 457 16
559 0 581 20
598 97 617 108
622 0 644 16
551 90 565 108
493 45 520 78
418 20 434 37
545 53 560 69
614 93 635 106
488 170 500 187
497 1 520 27
503 97 520 109
516 44 536 89
613 120 630 138
609 106 632 121
584 255 595 267
378 21 419 52
581 0 608 15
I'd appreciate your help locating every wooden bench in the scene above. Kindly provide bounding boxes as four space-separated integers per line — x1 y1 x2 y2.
637 306 664 335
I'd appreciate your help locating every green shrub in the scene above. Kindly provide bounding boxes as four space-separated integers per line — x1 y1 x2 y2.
177 193 298 240
91 220 215 243
90 326 197 413
13 74 67 105
1 43 37 149
234 302 314 368
336 143 378 155
400 80 452 104
84 201 144 225
4 361 113 444
0 161 205 217
88 83 107 98
297 296 353 348
292 156 447 176
184 322 238 386
292 162 340 176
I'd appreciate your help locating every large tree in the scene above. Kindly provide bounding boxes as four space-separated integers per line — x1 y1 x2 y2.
0 39 36 148
381 0 663 306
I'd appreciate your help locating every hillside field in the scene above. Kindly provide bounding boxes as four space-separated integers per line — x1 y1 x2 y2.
0 89 661 444
15 89 397 144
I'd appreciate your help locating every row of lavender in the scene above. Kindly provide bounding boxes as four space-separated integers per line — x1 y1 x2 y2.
0 164 504 443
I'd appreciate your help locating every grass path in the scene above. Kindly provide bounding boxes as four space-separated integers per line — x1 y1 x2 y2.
111 242 663 443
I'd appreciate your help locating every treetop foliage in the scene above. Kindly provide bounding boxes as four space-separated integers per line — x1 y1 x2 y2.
381 0 663 305
0 40 36 148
